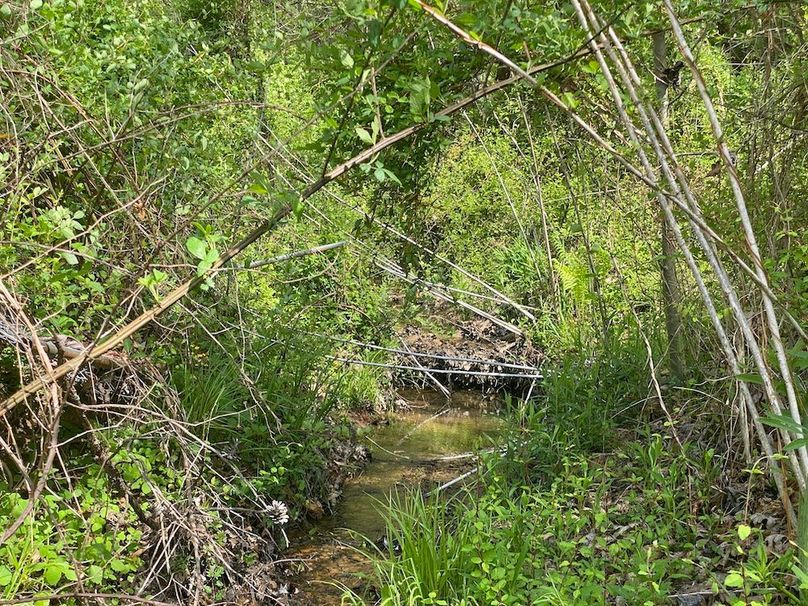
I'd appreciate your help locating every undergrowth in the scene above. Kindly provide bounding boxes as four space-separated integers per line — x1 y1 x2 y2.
348 348 806 606
352 442 803 605
0 327 379 600
0 469 143 598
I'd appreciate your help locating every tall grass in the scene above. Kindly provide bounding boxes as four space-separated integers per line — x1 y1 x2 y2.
346 490 479 606
172 353 247 440
346 485 541 606
380 491 470 597
497 330 653 486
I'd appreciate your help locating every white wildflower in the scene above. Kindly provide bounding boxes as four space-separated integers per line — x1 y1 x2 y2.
267 500 289 526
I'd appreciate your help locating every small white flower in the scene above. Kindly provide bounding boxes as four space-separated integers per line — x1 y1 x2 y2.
267 500 289 525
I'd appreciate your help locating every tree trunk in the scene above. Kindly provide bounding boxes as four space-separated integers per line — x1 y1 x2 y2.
653 31 685 383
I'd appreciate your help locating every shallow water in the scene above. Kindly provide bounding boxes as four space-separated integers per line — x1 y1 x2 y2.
286 388 503 604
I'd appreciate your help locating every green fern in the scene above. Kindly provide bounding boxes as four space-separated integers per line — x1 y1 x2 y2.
555 251 591 306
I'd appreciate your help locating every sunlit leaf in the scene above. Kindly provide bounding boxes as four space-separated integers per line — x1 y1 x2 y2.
186 236 207 260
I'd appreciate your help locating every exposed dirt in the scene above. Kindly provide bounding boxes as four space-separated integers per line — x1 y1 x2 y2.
396 319 542 393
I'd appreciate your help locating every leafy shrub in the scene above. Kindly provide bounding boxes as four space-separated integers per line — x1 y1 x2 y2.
0 471 143 598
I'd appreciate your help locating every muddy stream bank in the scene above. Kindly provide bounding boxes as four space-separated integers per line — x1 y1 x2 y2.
285 388 505 605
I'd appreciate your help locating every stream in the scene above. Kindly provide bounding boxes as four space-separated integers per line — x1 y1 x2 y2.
286 388 504 605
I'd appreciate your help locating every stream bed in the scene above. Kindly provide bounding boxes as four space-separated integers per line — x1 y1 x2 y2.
286 388 504 605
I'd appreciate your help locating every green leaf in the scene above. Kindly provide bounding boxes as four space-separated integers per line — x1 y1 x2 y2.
30 0 43 9
203 248 219 265
0 565 12 586
248 182 268 195
186 236 207 260
86 565 103 585
339 49 354 69
383 169 402 186
197 259 214 276
110 558 129 572
582 60 600 74
43 565 62 586
0 5 12 16
761 414 806 434
724 572 745 588
787 343 808 370
61 252 79 265
355 126 374 145
792 563 808 588
784 438 808 452
561 91 578 109
291 198 304 219
737 524 751 540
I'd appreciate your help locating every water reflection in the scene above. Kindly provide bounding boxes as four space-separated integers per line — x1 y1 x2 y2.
286 389 503 604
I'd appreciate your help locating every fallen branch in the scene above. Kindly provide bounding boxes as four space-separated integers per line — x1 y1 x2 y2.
246 240 348 269
0 316 125 369
400 339 451 399
306 332 540 371
329 356 543 380
428 467 478 495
